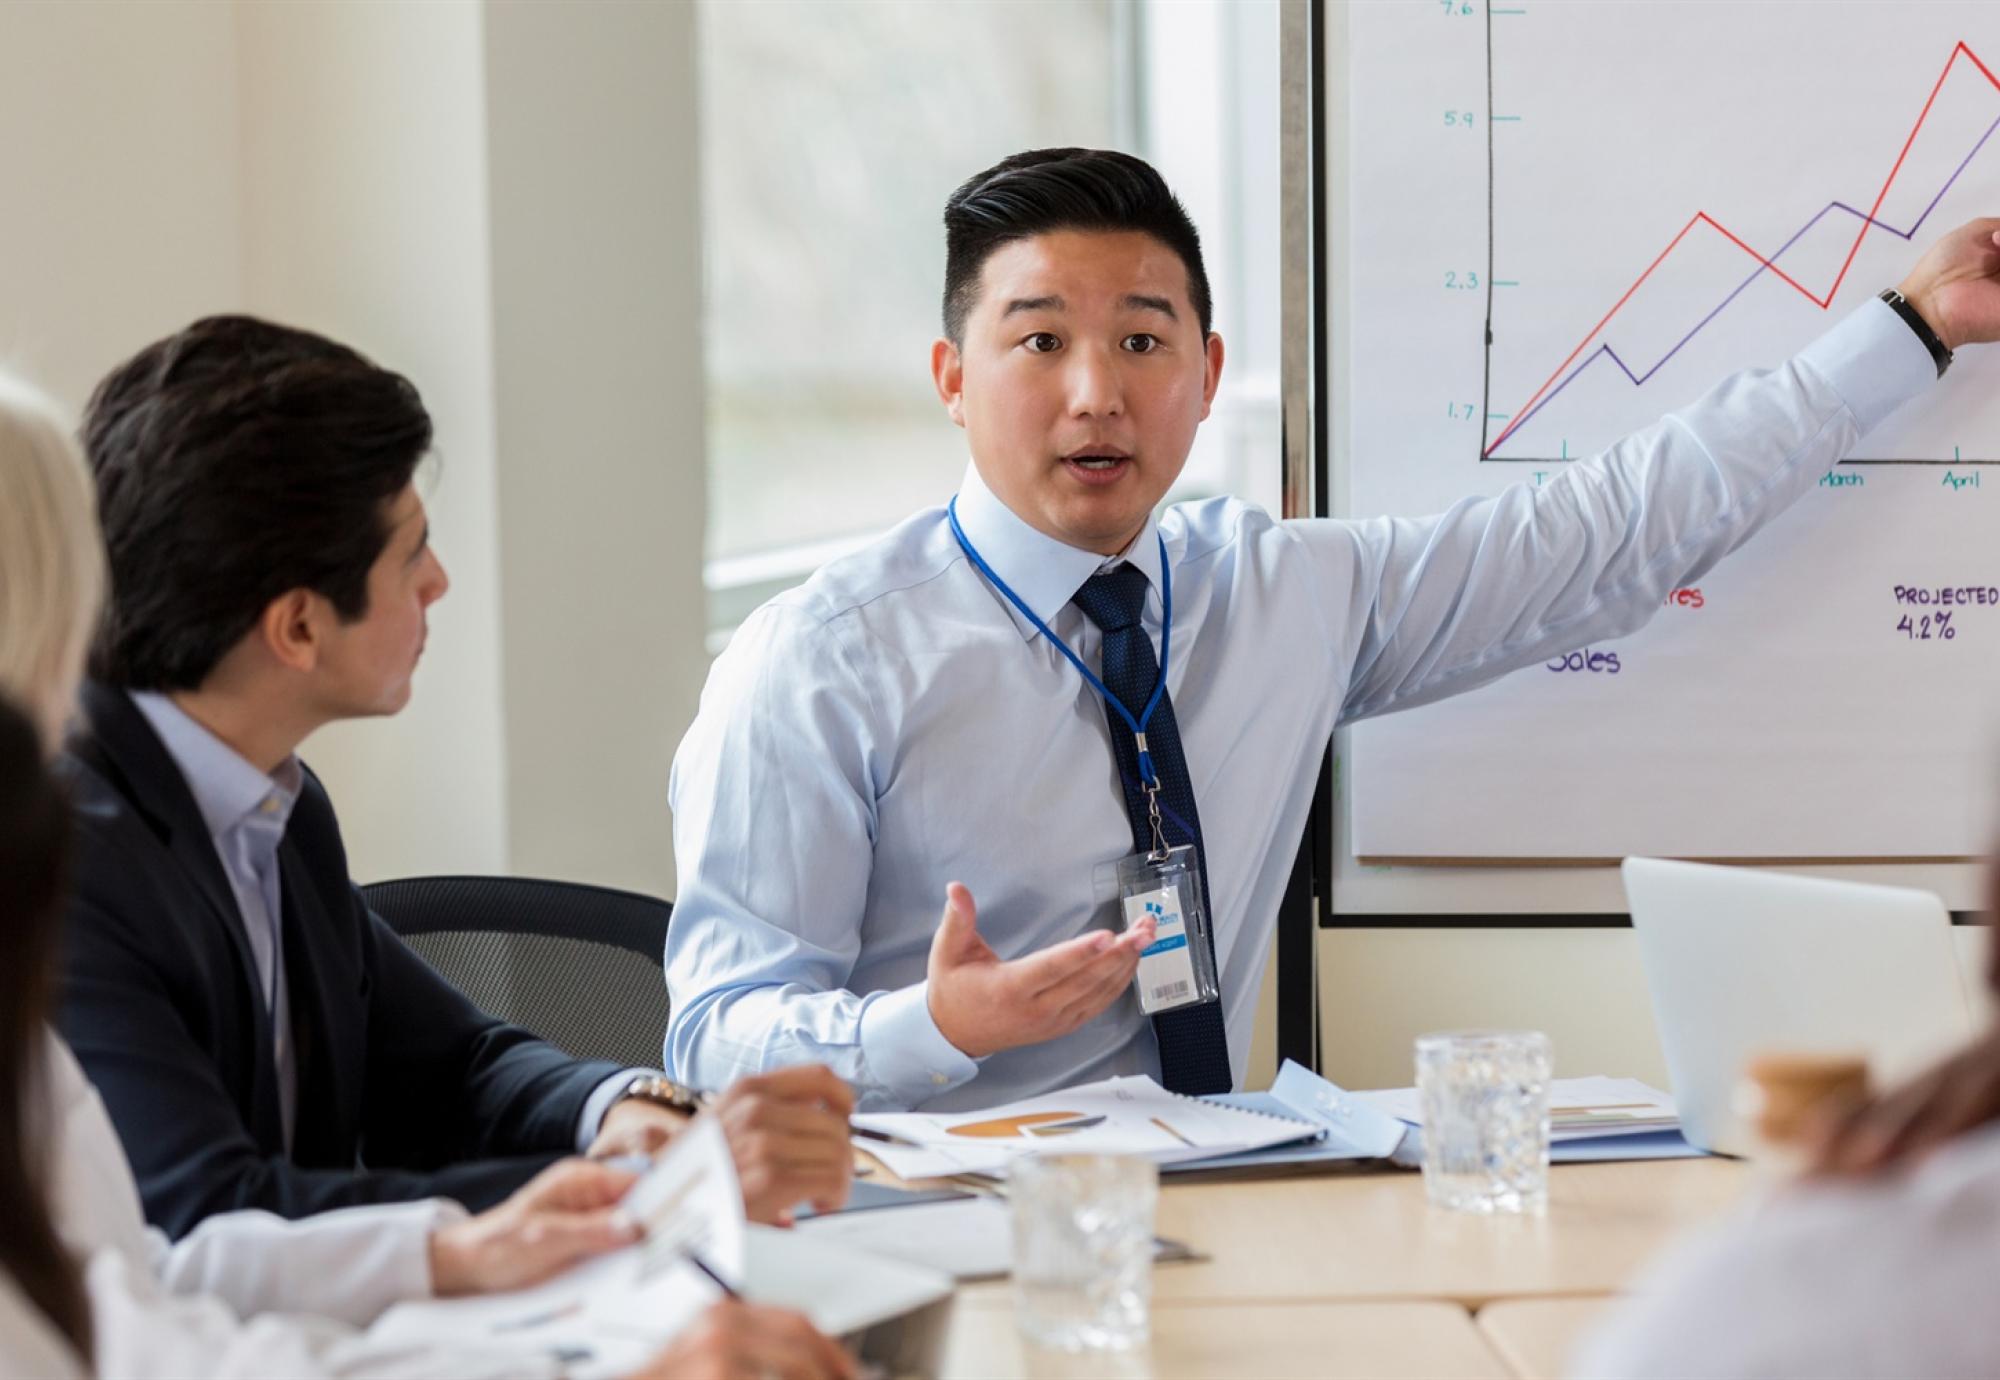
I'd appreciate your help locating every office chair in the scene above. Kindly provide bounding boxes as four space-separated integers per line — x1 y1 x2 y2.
359 875 673 1070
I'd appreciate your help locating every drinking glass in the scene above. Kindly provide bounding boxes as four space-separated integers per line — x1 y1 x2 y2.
1415 1029 1552 1213
1010 1154 1157 1351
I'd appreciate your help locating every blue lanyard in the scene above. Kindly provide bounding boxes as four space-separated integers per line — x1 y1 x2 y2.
947 496 1173 789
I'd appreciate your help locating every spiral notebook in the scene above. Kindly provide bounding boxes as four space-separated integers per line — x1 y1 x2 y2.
851 1073 1323 1179
1164 1059 1418 1176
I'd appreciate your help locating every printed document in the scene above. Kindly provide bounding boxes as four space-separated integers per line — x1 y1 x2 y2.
851 1074 1317 1179
371 1116 743 1378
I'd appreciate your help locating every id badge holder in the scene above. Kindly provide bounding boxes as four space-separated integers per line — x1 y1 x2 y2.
1117 844 1221 1015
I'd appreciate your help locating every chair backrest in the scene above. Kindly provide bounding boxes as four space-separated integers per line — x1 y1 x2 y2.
359 874 672 1070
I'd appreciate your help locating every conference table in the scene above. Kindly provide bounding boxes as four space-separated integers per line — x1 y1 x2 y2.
918 1156 1751 1379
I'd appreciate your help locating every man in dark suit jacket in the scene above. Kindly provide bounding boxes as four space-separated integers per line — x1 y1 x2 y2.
58 316 854 1239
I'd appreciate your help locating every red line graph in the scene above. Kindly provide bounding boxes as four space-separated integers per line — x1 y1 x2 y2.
1484 41 2000 458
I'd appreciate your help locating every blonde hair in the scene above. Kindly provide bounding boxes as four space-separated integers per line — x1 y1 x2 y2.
0 374 105 750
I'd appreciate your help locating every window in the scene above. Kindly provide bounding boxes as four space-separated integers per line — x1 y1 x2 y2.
700 0 1280 638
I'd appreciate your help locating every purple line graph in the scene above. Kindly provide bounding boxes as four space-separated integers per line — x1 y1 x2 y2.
1482 38 2000 466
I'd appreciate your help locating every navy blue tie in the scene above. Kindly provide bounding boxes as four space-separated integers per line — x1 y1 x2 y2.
1071 564 1233 1095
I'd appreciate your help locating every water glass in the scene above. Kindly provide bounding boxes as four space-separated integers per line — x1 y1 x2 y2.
1415 1029 1552 1214
1010 1154 1157 1351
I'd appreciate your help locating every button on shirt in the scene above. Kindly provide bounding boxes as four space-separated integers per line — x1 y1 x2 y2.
664 300 1934 1112
132 694 651 1152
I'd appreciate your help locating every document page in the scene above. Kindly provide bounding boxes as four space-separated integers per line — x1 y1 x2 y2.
370 1117 743 1378
1355 1076 1678 1142
853 1075 1317 1179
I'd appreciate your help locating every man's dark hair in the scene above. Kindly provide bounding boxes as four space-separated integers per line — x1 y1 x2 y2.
942 148 1212 346
83 315 433 691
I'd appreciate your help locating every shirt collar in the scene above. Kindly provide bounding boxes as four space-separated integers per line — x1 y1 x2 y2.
951 461 1165 643
130 692 303 840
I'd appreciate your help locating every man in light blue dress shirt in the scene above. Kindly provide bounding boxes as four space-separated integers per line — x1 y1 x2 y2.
665 147 2000 1112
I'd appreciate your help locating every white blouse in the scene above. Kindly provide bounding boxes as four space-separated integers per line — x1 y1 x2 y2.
37 1034 558 1379
1575 1123 2000 1378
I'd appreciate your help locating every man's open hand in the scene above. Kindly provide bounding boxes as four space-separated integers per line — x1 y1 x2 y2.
1899 217 2000 350
926 881 1155 1059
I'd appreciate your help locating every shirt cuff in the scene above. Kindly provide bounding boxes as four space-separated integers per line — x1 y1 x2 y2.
575 1067 666 1152
1797 295 1937 437
858 981 980 1106
416 1198 471 1299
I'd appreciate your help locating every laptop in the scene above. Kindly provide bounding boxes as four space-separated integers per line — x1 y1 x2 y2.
1622 857 1977 1156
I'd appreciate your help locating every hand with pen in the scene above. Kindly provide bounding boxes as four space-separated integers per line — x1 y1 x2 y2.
709 1065 856 1225
585 1065 857 1226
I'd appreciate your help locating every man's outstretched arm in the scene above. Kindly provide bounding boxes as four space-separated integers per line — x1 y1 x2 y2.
1320 218 2000 724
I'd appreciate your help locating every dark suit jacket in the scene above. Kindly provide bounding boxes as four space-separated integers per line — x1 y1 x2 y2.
56 681 624 1239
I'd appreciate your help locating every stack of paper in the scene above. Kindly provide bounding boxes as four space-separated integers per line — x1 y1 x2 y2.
1546 1076 1681 1138
1351 1075 1700 1162
1352 1076 1678 1142
851 1074 1319 1180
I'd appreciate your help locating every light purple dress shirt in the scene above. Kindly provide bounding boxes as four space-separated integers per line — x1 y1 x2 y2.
130 693 646 1153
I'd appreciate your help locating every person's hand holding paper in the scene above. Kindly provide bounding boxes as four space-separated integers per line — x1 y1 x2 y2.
429 1158 644 1296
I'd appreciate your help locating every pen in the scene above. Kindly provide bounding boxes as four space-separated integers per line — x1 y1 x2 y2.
684 1249 741 1300
852 1124 922 1148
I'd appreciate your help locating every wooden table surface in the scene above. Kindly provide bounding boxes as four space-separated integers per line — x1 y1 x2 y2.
940 1298 1514 1380
907 1156 1748 1377
1475 1297 1620 1380
1133 1156 1745 1308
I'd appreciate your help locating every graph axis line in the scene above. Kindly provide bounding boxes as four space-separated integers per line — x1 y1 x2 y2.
1478 0 1496 460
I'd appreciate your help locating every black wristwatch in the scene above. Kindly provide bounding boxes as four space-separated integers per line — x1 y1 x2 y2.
611 1073 708 1116
1879 288 1953 378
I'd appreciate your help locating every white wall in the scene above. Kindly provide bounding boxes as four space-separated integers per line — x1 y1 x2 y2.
1 1 710 896
238 0 513 881
1315 923 1995 1092
481 0 707 899
0 2 240 408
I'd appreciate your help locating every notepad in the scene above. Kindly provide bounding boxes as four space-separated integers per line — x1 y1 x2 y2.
851 1074 1319 1179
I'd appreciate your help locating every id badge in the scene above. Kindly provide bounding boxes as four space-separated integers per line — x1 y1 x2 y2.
1117 845 1222 1015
